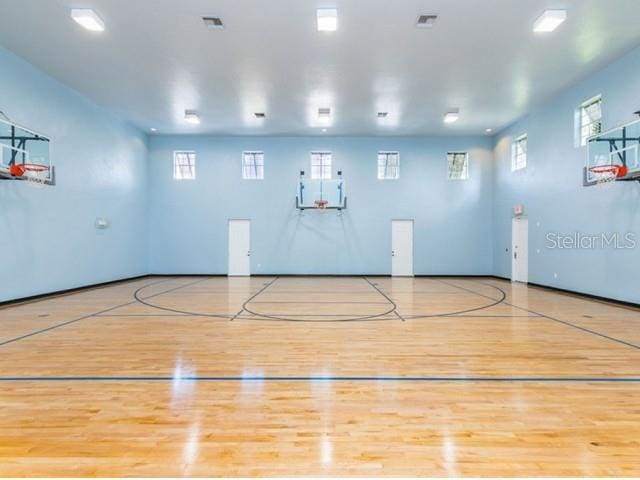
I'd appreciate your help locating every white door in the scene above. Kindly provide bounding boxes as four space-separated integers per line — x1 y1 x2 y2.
391 220 414 276
511 217 528 283
228 219 251 276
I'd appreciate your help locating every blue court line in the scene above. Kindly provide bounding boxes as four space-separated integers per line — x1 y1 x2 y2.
0 376 639 383
436 279 640 351
0 278 208 348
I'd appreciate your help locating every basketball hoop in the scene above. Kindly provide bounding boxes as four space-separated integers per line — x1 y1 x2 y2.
588 164 627 187
9 163 51 188
314 199 329 209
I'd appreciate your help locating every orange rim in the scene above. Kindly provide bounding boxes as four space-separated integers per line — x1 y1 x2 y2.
9 163 50 177
589 165 628 178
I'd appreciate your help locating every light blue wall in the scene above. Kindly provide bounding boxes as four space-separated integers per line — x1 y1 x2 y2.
0 47 148 301
493 45 640 303
4 39 640 302
148 136 494 275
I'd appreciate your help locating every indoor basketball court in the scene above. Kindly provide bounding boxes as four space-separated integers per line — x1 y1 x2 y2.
1 1 640 477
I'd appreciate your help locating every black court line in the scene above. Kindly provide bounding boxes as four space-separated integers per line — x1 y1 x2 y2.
92 313 540 319
131 277 278 319
127 277 508 323
232 278 280 321
249 300 392 304
363 277 405 321
236 312 395 317
0 278 209 348
437 279 640 351
370 282 508 320
246 290 383 294
240 277 399 322
1 376 639 383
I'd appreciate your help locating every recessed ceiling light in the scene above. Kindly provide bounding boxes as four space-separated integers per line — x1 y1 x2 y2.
317 8 337 32
377 112 389 118
70 9 105 32
443 110 459 124
322 128 327 133
533 10 567 33
318 107 331 118
416 15 438 28
254 112 266 119
485 128 493 134
150 128 157 132
184 110 201 125
202 16 224 29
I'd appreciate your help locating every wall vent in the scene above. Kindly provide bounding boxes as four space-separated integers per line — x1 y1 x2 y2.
416 15 437 28
203 17 224 29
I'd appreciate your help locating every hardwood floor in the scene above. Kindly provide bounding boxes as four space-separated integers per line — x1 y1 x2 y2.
1 276 639 476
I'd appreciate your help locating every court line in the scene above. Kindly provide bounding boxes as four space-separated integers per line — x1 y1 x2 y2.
249 301 392 304
241 277 399 322
0 376 639 383
92 313 540 318
237 313 392 317
232 278 280 321
376 282 508 320
0 278 208 348
437 279 640 351
362 277 404 321
127 277 508 323
132 277 279 320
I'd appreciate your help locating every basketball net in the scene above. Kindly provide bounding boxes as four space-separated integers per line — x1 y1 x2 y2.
589 165 626 188
314 199 329 210
9 163 50 189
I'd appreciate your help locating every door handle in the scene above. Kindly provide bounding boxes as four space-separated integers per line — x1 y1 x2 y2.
247 251 251 256
391 251 395 256
514 252 517 260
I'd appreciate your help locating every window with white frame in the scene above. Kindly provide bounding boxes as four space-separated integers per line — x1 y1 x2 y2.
173 151 196 180
579 95 602 146
377 151 399 179
311 151 332 179
447 152 469 180
242 151 264 179
512 135 527 171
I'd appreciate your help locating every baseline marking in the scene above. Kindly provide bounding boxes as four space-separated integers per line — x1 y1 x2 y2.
0 376 639 383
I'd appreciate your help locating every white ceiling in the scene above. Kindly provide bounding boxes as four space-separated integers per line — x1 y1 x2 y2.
1 0 640 136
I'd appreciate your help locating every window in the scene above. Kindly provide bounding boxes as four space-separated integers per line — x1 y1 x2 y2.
579 95 602 146
311 151 332 179
173 151 196 180
242 151 264 179
512 135 527 171
377 151 399 179
447 152 469 180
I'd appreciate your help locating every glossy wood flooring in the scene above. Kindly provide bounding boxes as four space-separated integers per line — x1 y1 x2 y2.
1 276 639 476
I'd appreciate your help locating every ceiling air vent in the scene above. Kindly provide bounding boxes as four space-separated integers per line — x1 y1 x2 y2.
377 112 388 118
202 17 224 29
254 112 266 119
318 107 331 118
416 15 437 28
